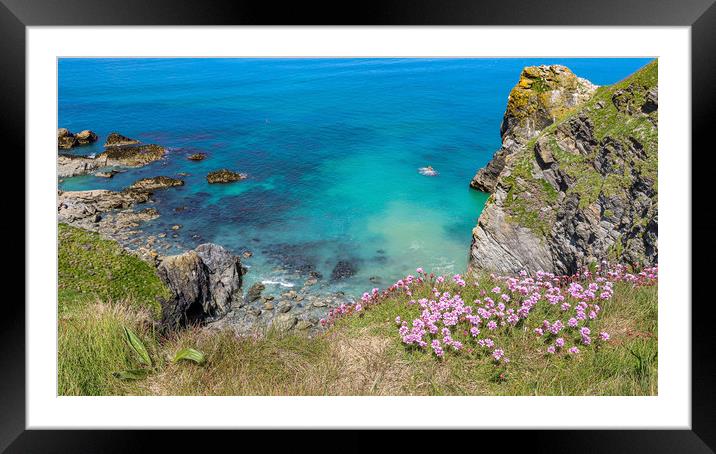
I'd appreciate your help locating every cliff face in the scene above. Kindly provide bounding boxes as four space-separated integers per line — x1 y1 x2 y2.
470 65 597 192
469 61 658 274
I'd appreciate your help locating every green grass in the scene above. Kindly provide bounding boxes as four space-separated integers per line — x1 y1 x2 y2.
58 223 170 317
58 303 160 396
58 227 657 396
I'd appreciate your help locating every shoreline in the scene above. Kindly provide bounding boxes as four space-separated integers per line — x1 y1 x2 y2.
57 131 355 337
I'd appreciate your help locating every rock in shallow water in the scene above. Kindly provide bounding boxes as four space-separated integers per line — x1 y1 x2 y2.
246 282 265 302
129 176 185 191
331 260 357 280
104 132 140 147
206 169 247 184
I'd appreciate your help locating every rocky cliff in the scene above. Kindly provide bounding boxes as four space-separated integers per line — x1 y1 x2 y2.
469 60 658 274
470 65 598 192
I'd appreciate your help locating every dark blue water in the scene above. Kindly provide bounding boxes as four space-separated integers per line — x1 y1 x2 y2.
58 58 652 295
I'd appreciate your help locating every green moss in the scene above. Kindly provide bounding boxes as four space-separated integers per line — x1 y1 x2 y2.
58 223 169 317
531 77 549 93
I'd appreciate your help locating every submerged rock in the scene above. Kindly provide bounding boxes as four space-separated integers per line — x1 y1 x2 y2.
206 169 247 184
95 170 120 178
331 260 357 280
129 176 185 191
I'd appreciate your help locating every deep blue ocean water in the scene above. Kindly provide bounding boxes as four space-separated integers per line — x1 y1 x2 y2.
58 58 652 296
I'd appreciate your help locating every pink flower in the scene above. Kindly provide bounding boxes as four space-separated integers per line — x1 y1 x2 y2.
555 337 565 348
568 346 580 354
599 332 610 341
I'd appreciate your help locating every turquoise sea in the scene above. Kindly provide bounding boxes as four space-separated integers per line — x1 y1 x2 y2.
58 58 652 296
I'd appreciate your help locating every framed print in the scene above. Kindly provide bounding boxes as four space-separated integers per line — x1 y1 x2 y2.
4 0 715 451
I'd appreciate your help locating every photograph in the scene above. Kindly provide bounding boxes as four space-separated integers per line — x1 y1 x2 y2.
56 56 659 397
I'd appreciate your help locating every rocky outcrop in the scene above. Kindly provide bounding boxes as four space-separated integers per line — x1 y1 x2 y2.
58 154 102 178
188 153 206 161
99 144 166 167
206 169 247 184
58 136 166 178
75 130 99 145
129 176 185 191
57 128 98 149
104 132 140 147
469 61 658 275
57 189 152 224
246 282 266 302
57 128 167 178
157 243 243 330
470 65 597 192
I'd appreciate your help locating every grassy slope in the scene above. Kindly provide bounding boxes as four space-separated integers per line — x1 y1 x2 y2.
58 224 167 395
58 223 657 396
58 223 169 317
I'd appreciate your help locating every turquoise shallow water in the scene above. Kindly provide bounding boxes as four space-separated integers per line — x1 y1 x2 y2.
58 58 651 296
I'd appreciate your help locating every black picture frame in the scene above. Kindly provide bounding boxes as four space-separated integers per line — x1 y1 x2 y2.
4 0 714 451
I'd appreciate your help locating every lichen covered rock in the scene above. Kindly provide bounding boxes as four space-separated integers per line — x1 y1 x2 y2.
469 60 658 274
57 128 98 149
470 65 597 192
104 132 140 147
129 176 185 191
206 169 247 184
99 144 167 167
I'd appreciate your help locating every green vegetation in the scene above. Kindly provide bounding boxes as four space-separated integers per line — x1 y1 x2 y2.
58 223 169 317
58 225 657 396
58 302 160 395
501 60 658 234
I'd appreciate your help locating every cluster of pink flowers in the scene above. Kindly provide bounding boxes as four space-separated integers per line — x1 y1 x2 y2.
322 261 657 365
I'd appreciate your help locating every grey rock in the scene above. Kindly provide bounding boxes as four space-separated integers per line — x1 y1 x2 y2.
469 63 658 275
246 283 265 302
277 301 292 313
157 243 242 330
469 65 597 194
273 314 297 332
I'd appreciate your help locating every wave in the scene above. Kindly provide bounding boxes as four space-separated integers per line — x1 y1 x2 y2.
261 279 295 288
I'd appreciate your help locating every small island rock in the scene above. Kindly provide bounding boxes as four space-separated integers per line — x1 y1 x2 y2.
206 169 247 184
